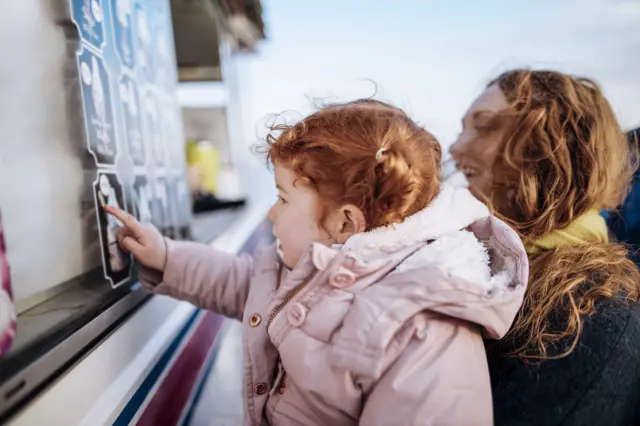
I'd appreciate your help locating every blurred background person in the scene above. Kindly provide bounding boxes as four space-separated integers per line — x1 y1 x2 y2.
604 128 640 265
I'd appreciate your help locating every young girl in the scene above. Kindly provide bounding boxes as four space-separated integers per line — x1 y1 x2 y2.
106 100 529 426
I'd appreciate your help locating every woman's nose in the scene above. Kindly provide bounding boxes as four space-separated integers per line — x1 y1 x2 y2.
449 139 463 160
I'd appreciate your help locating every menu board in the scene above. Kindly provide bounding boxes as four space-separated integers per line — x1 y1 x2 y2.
69 0 190 288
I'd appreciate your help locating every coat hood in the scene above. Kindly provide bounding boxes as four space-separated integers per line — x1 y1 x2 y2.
324 184 529 339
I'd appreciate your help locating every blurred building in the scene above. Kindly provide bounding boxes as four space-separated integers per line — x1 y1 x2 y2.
173 0 265 81
173 0 267 236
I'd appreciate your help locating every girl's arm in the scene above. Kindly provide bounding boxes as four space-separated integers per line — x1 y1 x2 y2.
105 205 253 321
139 240 253 321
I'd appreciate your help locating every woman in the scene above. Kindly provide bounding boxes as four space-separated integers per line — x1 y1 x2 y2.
450 69 640 426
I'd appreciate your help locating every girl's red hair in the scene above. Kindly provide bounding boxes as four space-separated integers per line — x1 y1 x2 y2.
262 100 442 229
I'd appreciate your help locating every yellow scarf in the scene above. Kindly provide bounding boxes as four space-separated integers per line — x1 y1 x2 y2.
525 210 609 254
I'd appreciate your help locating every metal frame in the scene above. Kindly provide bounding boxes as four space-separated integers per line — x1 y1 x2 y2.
3 202 270 426
0 205 249 422
0 288 149 421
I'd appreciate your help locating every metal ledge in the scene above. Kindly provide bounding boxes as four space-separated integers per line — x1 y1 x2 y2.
4 201 270 425
0 288 149 421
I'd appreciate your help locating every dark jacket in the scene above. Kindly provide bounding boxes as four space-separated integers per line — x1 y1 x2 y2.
605 128 640 266
487 297 640 426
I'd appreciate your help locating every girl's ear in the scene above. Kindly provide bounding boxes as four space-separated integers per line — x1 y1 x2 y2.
328 205 366 244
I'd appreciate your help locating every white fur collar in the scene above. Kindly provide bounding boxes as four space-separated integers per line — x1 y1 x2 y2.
341 184 490 263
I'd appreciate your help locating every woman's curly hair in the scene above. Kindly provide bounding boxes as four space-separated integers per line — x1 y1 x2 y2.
487 69 640 359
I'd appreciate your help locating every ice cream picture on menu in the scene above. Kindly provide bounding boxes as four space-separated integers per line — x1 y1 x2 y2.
111 0 134 68
142 92 165 168
93 171 131 287
132 174 153 225
70 0 105 51
134 3 154 82
77 48 118 166
119 75 146 166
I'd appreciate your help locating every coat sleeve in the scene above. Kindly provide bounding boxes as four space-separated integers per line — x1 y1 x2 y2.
359 317 493 426
138 239 254 321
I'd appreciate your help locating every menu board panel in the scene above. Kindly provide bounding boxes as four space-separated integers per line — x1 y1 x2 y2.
69 0 189 288
72 0 106 51
93 171 131 287
111 0 135 69
77 47 118 167
118 74 146 167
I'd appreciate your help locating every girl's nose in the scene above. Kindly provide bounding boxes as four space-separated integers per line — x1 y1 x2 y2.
267 203 277 222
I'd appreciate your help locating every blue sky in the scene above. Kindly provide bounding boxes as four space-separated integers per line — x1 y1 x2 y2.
236 0 640 151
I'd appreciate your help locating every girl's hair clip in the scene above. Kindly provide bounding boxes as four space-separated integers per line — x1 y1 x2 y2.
375 148 389 162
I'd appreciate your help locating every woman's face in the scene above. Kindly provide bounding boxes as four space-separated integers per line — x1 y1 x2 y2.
449 84 509 203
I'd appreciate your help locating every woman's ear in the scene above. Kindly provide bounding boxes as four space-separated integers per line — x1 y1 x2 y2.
330 205 366 244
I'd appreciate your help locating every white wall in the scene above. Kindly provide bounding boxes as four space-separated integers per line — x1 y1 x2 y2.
0 1 100 306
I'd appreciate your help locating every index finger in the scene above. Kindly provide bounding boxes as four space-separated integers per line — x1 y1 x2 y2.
104 205 143 236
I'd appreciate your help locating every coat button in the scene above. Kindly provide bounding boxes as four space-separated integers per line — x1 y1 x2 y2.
278 383 286 394
329 269 356 289
254 382 267 395
249 313 261 327
287 302 307 327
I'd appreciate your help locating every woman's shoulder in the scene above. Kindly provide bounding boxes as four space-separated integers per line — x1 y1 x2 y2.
488 296 640 426
583 296 639 345
576 297 640 383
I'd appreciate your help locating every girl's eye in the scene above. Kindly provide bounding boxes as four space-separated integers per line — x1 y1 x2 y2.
278 195 287 204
